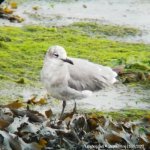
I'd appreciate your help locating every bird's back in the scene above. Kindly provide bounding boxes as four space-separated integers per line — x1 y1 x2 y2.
67 58 117 92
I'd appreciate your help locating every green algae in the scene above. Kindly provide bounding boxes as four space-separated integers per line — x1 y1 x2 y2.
63 22 142 38
14 77 42 86
15 77 26 84
87 109 150 121
0 23 150 83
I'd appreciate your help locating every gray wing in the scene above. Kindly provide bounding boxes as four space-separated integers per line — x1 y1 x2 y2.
67 58 116 92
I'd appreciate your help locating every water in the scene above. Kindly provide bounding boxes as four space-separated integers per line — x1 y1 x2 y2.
1 81 149 113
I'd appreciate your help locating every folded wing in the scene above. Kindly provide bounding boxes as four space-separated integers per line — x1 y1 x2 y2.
67 58 117 92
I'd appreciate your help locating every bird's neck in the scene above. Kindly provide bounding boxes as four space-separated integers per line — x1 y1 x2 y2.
42 60 68 78
41 60 69 88
44 59 64 70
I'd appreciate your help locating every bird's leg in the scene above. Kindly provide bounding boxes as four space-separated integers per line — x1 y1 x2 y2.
61 100 66 116
73 100 77 113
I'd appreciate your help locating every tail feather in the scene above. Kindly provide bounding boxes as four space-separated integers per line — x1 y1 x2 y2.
99 66 117 84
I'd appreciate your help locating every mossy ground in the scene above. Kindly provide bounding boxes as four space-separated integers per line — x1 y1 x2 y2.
87 109 150 121
0 22 150 120
0 23 150 81
62 22 143 37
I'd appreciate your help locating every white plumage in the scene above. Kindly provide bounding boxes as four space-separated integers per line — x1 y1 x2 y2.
41 45 117 114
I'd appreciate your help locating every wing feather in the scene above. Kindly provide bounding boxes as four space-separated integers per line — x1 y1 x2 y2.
67 58 117 92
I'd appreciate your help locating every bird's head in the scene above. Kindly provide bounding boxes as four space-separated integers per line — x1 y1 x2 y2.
44 45 74 65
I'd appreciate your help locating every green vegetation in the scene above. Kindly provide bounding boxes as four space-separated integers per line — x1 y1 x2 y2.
63 22 142 37
0 23 150 82
87 109 150 121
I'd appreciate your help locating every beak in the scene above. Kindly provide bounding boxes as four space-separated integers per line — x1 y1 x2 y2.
61 58 74 65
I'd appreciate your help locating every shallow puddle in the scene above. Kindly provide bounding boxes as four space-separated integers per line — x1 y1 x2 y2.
1 81 149 114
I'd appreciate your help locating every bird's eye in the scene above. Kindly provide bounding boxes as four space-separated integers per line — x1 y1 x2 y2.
53 53 59 58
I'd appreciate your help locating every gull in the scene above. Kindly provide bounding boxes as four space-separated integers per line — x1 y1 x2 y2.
41 45 117 115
